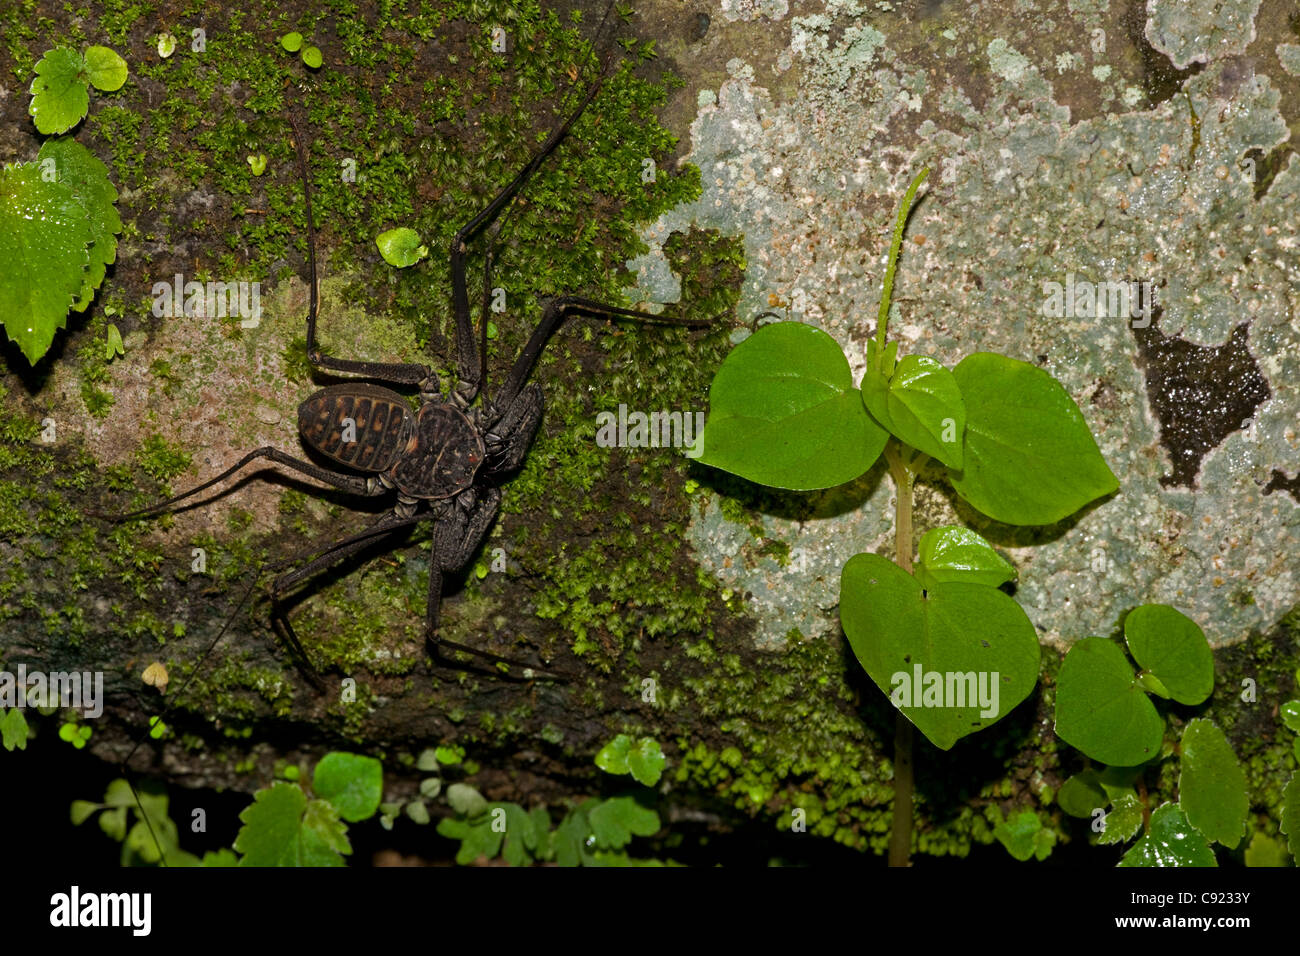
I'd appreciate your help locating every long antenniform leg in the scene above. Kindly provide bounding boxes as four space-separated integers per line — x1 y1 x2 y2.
288 114 439 392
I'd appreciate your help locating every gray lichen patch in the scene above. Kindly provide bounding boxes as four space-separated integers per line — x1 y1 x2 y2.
634 0 1300 649
1146 0 1264 71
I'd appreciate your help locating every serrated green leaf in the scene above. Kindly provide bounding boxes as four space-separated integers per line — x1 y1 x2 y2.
862 354 965 468
528 806 551 857
553 802 598 867
1097 793 1145 845
1124 605 1214 705
1057 770 1107 819
280 32 303 52
82 46 127 92
1 708 30 751
595 734 631 775
37 137 121 311
376 227 427 267
446 782 487 817
627 738 666 786
1280 771 1299 862
301 799 351 864
312 751 382 822
1179 718 1247 848
500 803 535 866
947 352 1118 525
994 809 1055 862
29 47 89 134
234 782 348 866
437 811 504 864
914 525 1016 591
0 163 93 363
1119 803 1217 867
1054 637 1164 766
201 848 239 867
698 322 887 490
839 552 1041 750
588 797 660 850
301 46 323 69
434 745 462 766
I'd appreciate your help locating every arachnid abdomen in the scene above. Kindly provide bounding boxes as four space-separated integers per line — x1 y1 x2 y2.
298 383 414 472
387 404 484 499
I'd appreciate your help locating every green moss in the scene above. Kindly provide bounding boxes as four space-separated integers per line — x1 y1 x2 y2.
136 434 193 485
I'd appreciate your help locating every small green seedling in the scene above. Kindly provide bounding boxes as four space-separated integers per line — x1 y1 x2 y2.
1053 605 1266 866
697 168 1118 865
0 708 30 751
105 323 124 361
375 227 428 268
156 33 177 58
280 32 323 70
247 153 268 176
595 733 667 786
28 45 128 134
58 720 92 748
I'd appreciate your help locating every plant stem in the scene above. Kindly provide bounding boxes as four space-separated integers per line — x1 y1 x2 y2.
874 167 930 352
884 440 916 867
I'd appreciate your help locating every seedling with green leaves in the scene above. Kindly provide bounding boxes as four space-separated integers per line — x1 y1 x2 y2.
1050 604 1283 866
4 55 124 364
435 735 668 866
697 168 1118 866
280 32 324 70
74 751 382 867
28 45 128 134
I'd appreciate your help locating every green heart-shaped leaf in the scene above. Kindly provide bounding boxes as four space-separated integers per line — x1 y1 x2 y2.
839 553 1041 750
698 322 887 490
375 226 427 268
280 32 304 52
947 352 1118 525
914 525 1016 590
862 354 965 468
1119 803 1217 867
312 751 383 823
83 45 128 92
1179 719 1247 849
301 46 323 69
1054 637 1164 766
1124 604 1213 705
1057 770 1107 819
